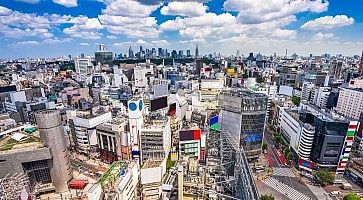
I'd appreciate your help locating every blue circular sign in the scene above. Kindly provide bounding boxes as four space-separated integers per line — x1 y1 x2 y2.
139 100 143 111
129 102 137 111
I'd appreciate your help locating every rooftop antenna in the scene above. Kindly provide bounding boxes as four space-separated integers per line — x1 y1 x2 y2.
285 49 288 58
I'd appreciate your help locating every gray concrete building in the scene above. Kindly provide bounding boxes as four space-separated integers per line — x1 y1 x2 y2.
35 110 72 193
219 89 268 160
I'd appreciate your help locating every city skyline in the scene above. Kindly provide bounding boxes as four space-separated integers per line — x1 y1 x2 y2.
0 0 362 58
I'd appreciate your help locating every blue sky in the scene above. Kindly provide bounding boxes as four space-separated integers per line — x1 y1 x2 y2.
0 0 362 58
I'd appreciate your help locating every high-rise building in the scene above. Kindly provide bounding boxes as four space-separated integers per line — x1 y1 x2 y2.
158 48 163 58
335 87 363 120
219 89 268 159
178 50 183 59
128 46 134 59
186 50 191 57
329 60 343 80
195 45 199 58
35 110 73 192
95 44 113 64
74 57 92 75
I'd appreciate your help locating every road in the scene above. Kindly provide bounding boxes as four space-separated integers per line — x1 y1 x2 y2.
264 129 282 168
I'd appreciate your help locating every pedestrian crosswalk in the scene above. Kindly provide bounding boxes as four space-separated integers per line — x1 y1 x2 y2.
273 167 295 177
263 177 311 200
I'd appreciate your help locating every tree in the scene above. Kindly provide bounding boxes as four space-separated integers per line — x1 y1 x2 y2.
262 143 267 151
343 193 360 200
274 135 282 147
260 194 274 200
315 169 335 186
256 76 264 84
287 152 294 161
291 96 301 106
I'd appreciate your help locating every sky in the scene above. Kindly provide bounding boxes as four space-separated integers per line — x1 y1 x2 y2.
0 0 362 58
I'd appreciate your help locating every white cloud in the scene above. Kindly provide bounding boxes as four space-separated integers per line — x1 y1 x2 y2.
99 14 160 38
135 0 210 5
224 0 328 24
11 40 39 47
107 35 117 39
101 0 159 17
301 15 354 30
99 0 160 38
63 17 103 39
160 12 242 40
80 42 90 46
53 0 78 7
0 6 12 16
312 32 335 40
15 0 40 4
43 37 72 44
160 1 207 17
272 28 296 39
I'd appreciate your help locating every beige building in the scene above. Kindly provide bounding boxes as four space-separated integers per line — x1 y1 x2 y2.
335 87 363 120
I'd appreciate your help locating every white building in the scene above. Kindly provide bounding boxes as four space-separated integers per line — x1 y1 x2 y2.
300 82 315 103
335 87 363 120
313 87 330 108
128 97 144 158
4 91 27 112
73 110 112 153
75 57 92 75
349 78 363 89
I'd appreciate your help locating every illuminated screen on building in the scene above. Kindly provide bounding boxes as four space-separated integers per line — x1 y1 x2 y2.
150 96 168 111
179 129 201 141
168 103 176 116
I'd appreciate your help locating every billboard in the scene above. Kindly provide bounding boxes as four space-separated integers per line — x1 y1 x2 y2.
150 96 168 111
209 115 219 130
168 103 176 116
179 129 201 141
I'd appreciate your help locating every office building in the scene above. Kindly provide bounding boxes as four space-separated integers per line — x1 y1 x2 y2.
219 89 268 159
195 45 199 58
329 60 343 80
300 82 315 103
128 46 134 59
75 57 92 75
186 50 191 57
95 44 113 64
140 115 171 164
72 108 112 153
335 87 363 120
96 118 130 162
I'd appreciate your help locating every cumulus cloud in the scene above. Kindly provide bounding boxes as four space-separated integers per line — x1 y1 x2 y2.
312 32 335 40
301 15 354 30
160 12 243 40
101 0 159 17
80 42 90 46
161 1 207 17
107 35 117 39
0 6 11 16
272 28 297 39
63 18 103 39
11 40 39 47
224 0 328 24
99 0 160 38
43 37 72 44
53 0 78 7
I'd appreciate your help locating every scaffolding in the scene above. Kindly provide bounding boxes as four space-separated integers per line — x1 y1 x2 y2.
205 129 259 200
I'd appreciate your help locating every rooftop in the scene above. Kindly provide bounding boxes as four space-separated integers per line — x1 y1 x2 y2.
0 132 41 151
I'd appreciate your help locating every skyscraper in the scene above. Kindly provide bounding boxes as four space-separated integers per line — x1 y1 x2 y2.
128 46 134 59
35 110 73 192
330 60 343 80
186 50 191 57
195 45 199 58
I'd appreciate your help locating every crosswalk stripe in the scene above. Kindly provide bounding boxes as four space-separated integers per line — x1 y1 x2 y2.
272 167 295 177
263 177 312 200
